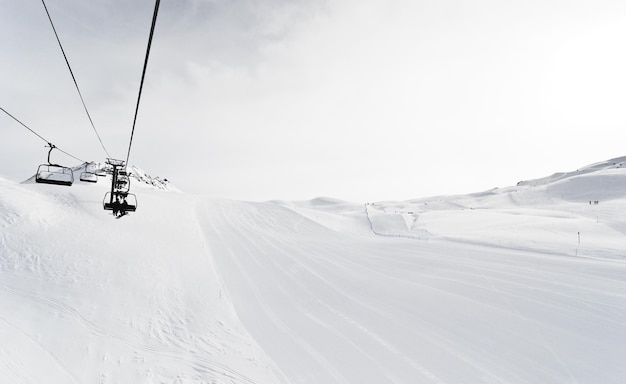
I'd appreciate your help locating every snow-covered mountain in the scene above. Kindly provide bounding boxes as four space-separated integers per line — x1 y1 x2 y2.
1 157 626 383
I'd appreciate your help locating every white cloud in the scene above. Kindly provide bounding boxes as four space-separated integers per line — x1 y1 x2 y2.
2 0 626 201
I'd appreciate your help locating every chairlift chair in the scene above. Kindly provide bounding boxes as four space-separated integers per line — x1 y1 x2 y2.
115 174 130 191
103 191 137 212
36 164 74 186
103 158 138 216
79 171 98 183
35 144 74 186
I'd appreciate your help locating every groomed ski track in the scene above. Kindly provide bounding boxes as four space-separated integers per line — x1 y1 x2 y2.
199 198 626 383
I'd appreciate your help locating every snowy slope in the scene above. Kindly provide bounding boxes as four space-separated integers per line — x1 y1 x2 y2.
0 174 281 383
2 158 626 383
367 156 626 259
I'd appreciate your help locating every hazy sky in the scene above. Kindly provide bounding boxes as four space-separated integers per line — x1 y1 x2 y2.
2 0 625 202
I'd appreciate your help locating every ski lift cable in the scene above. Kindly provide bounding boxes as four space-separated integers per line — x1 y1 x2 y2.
40 0 112 159
0 106 85 163
125 0 160 169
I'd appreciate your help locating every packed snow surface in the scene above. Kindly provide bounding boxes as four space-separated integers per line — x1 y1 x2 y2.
1 157 626 383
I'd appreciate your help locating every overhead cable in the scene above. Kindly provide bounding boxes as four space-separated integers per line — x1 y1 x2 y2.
1 106 85 163
126 0 161 168
40 0 112 159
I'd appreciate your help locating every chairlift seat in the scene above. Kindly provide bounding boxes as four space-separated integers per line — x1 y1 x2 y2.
115 180 129 192
103 192 137 212
36 164 74 186
80 172 98 183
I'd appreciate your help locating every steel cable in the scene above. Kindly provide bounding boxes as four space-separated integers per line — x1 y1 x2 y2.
1 106 85 163
125 0 160 168
41 0 112 159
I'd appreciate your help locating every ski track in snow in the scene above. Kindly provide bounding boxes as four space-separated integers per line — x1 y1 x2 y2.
198 198 626 383
0 282 261 384
2 159 626 383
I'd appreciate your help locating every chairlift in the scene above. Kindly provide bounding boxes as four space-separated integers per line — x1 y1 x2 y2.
103 158 138 216
100 164 114 176
106 158 125 167
115 173 130 191
79 171 98 183
35 144 74 186
36 164 74 186
103 191 137 215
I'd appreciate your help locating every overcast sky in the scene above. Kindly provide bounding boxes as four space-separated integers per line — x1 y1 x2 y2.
2 0 625 202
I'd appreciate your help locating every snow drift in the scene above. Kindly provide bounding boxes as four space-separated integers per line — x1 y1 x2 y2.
1 158 626 383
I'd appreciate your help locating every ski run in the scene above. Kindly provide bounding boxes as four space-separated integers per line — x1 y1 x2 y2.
1 157 626 383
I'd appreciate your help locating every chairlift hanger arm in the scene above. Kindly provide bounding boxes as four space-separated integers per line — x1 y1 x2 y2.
45 143 57 166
